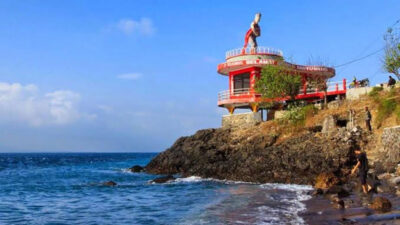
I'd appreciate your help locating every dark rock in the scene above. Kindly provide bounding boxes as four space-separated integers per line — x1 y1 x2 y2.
145 127 359 184
315 172 340 189
311 188 324 196
152 175 175 183
333 199 345 209
130 165 144 172
369 196 392 212
103 181 117 186
325 185 350 198
308 125 322 133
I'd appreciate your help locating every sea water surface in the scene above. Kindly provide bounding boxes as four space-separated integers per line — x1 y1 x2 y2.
0 153 312 225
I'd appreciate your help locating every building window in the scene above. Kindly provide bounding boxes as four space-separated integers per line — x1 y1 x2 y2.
233 73 250 93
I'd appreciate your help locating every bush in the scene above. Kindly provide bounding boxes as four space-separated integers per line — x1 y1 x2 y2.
376 98 398 127
280 104 318 127
369 86 384 98
395 105 400 121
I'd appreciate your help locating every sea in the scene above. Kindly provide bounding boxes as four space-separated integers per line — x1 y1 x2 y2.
0 153 313 225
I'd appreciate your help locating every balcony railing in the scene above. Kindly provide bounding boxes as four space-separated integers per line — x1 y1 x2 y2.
218 80 347 102
218 88 255 101
225 47 283 59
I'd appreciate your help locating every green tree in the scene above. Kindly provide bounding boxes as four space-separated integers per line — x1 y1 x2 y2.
309 75 329 108
384 28 400 80
255 65 302 102
306 56 332 108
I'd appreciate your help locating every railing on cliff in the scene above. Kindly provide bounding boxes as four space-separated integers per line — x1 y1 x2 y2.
218 80 347 102
225 47 284 59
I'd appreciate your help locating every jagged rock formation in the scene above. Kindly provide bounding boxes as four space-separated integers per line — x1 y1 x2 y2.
146 126 366 184
381 126 400 171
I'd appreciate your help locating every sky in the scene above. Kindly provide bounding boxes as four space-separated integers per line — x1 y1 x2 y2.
0 0 399 152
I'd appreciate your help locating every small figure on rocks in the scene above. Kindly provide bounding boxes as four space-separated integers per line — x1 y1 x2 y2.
348 109 355 130
351 149 372 194
350 76 357 88
364 107 372 132
388 75 396 88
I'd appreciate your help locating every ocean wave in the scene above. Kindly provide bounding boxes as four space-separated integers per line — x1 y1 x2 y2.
169 176 259 185
256 183 312 225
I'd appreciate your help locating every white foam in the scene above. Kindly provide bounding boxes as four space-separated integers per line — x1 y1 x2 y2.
256 183 313 225
260 183 313 191
174 176 204 183
120 168 132 173
169 176 258 185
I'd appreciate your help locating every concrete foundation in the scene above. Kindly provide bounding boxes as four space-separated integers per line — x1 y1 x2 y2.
222 112 262 129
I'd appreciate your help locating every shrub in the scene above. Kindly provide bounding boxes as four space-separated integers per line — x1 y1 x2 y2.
280 104 318 127
395 105 400 121
376 98 398 127
369 86 384 98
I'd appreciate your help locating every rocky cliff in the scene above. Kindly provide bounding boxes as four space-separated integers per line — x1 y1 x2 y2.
146 125 366 185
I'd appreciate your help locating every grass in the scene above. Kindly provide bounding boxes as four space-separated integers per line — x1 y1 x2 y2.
374 87 400 127
279 104 318 128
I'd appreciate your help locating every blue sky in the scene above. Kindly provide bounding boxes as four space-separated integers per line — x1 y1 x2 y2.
0 0 399 152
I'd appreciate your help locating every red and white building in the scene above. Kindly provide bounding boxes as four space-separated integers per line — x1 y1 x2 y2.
217 46 347 114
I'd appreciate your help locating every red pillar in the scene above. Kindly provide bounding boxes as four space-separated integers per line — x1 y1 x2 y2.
250 69 260 94
302 75 307 95
229 73 233 97
343 79 347 91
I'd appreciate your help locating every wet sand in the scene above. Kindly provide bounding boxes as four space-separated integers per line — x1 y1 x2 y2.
301 193 400 225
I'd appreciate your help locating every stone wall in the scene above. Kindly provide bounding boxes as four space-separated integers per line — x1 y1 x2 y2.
222 112 262 129
346 86 373 100
381 126 400 165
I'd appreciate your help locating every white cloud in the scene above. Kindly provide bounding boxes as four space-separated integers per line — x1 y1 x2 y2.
97 105 113 113
116 18 155 36
0 82 86 126
117 73 142 80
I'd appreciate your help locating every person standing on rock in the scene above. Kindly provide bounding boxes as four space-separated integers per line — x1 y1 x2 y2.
388 75 396 88
351 149 372 194
365 107 372 132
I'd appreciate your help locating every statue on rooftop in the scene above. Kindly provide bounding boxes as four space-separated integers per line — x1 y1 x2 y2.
242 13 261 54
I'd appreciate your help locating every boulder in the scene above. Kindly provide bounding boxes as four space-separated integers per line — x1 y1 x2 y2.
389 176 400 185
314 172 340 189
396 165 400 176
381 126 400 171
325 185 350 198
369 197 392 212
151 175 175 183
311 188 324 196
103 181 117 186
321 115 337 134
377 173 393 180
333 199 345 209
130 165 144 173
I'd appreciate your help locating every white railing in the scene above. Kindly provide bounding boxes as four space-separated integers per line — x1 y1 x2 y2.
218 88 254 101
218 81 346 102
225 46 283 59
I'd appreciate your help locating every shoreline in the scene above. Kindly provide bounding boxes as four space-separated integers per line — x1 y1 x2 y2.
301 191 400 224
